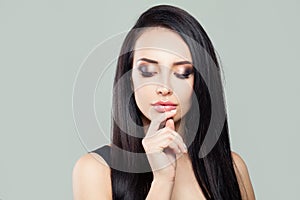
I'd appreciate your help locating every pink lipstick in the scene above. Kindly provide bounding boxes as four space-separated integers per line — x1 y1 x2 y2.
151 100 177 113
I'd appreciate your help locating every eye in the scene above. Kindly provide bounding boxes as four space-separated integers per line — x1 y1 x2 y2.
138 65 158 77
174 68 194 79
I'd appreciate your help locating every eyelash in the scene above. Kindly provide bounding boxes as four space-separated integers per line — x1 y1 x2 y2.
174 72 192 79
138 66 193 79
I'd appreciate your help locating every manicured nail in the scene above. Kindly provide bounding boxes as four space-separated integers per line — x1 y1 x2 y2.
184 143 188 150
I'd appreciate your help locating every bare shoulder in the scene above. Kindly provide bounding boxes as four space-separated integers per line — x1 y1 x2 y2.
72 151 112 200
231 151 256 200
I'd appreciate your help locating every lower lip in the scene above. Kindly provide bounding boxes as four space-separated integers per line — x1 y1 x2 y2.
153 105 177 112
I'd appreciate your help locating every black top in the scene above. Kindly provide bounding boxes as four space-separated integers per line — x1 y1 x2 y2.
89 145 111 166
88 145 157 200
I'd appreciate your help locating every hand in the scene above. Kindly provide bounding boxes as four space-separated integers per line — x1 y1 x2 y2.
142 109 188 182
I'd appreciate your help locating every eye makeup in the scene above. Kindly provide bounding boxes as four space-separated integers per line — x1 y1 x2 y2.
135 58 194 79
137 64 158 77
173 67 194 79
137 64 194 79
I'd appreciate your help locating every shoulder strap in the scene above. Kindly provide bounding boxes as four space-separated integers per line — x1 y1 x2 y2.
89 145 111 166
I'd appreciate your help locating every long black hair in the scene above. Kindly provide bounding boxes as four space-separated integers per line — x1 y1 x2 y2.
109 4 245 200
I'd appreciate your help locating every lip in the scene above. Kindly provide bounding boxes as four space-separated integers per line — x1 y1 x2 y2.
151 100 178 113
151 100 178 106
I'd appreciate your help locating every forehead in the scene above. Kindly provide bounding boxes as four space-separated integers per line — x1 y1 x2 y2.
133 27 192 61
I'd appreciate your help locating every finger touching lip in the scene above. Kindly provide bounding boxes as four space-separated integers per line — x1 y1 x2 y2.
148 106 177 120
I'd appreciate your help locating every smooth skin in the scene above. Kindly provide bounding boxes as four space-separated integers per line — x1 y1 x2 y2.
72 27 256 199
72 149 255 199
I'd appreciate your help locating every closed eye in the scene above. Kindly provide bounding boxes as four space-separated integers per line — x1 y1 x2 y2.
138 65 158 77
137 65 194 79
174 68 194 79
140 71 157 77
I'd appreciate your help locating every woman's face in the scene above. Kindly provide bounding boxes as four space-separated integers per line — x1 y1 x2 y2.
131 27 194 125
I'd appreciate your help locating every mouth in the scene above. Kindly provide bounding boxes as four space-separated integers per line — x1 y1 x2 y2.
151 100 178 113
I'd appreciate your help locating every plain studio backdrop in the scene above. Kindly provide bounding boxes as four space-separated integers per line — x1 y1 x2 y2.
0 1 299 199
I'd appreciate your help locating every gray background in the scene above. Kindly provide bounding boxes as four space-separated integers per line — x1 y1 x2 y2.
1 0 299 199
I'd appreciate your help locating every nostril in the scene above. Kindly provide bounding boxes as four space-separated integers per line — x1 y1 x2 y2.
156 86 172 95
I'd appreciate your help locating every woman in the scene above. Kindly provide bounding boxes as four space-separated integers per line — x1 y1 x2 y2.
73 4 256 200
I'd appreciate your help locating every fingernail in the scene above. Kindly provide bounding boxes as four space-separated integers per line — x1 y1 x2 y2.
170 109 176 113
184 143 188 150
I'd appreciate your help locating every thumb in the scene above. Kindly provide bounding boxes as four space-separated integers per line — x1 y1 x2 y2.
165 118 175 130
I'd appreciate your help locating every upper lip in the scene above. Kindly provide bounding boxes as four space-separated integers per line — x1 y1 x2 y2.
151 100 178 106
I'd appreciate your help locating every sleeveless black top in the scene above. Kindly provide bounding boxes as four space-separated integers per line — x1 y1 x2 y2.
90 145 111 166
89 145 154 200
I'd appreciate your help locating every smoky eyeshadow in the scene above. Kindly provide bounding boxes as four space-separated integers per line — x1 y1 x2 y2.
176 67 194 76
137 65 148 72
137 65 156 77
183 67 194 74
137 64 194 78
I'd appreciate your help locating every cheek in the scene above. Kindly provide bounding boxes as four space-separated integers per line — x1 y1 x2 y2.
172 79 194 105
133 85 154 111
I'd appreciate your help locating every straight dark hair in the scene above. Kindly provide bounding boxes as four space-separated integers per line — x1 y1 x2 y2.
110 4 245 200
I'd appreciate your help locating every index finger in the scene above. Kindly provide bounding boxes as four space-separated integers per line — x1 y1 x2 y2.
146 107 177 137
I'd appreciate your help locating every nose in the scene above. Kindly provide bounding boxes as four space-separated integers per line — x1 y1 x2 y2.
156 85 173 96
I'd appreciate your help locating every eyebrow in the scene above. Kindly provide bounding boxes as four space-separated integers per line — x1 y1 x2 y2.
137 58 193 66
